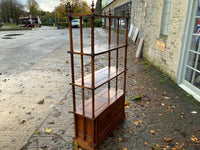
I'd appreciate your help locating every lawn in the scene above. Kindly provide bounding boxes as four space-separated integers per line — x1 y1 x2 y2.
4 23 19 28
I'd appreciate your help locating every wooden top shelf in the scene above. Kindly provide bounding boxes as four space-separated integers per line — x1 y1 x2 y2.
69 44 128 56
72 66 125 90
76 88 124 118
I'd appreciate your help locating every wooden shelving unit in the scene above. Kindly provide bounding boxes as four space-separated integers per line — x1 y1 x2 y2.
68 1 129 150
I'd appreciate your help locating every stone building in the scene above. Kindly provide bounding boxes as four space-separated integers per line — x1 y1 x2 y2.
102 0 200 101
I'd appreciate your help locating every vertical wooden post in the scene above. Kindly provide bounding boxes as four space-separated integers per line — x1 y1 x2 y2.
68 2 77 137
116 18 120 93
123 9 129 93
80 17 84 115
91 0 95 119
91 1 95 143
80 16 86 140
108 9 111 104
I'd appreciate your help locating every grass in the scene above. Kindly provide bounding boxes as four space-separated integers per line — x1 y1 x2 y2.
142 60 153 66
159 79 167 83
4 23 19 28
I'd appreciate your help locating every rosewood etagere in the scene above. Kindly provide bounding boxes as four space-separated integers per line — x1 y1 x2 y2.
68 1 129 150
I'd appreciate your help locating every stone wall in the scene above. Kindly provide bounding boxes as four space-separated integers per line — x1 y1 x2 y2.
131 0 189 80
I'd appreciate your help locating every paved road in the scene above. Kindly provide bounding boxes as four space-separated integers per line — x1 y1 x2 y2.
0 26 75 75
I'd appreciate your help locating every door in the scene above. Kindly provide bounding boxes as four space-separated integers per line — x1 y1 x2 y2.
178 0 200 101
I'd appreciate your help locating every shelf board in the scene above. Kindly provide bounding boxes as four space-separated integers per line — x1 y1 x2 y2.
76 88 124 118
69 44 127 56
73 66 125 90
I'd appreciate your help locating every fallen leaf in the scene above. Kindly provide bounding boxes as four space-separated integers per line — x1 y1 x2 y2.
150 130 155 134
122 148 127 150
37 98 44 104
66 60 69 64
164 97 170 100
9 126 14 129
161 145 169 148
58 87 61 90
57 69 62 73
144 142 148 145
191 111 197 114
125 100 130 106
131 95 142 101
176 144 183 149
26 112 31 115
191 135 199 143
3 79 7 83
60 102 64 105
9 112 14 114
46 128 52 133
151 146 159 150
125 106 130 109
19 120 25 125
63 97 67 100
164 137 173 142
35 130 40 134
159 114 164 116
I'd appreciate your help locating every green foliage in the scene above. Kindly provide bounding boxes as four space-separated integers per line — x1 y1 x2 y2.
0 0 25 25
94 20 102 27
74 142 78 148
27 0 40 17
4 23 19 28
58 22 69 27
159 79 167 83
142 60 153 66
186 94 193 98
83 20 102 27
40 12 55 25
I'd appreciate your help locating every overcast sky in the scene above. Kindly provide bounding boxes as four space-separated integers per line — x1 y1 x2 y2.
21 0 97 12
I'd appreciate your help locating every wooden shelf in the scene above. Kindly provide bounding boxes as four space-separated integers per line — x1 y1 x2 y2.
69 44 127 56
76 88 124 118
68 5 129 149
72 66 125 90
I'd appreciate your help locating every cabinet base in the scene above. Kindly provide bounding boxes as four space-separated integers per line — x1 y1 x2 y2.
73 93 125 150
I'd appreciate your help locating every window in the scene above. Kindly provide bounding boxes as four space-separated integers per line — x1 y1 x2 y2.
114 2 132 29
161 0 172 35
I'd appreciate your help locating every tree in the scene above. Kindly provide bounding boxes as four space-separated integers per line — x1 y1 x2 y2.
0 0 25 24
95 0 102 15
27 0 40 17
59 0 90 15
57 4 67 22
40 11 55 24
